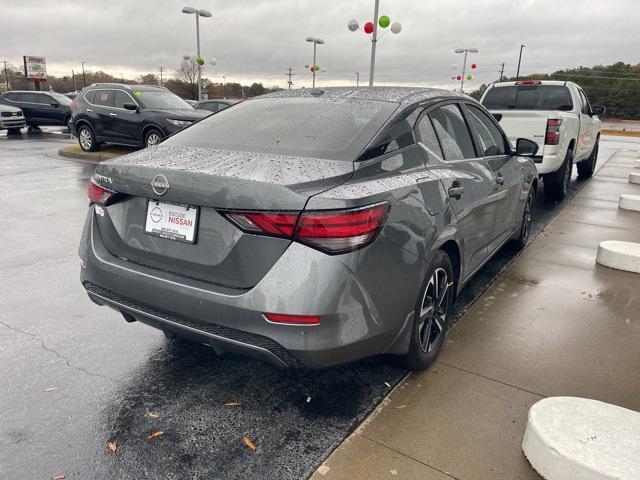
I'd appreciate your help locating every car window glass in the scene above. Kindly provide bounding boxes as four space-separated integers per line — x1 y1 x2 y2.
482 85 573 111
218 103 231 112
114 90 133 109
94 90 115 107
465 105 507 156
429 104 476 160
6 92 22 101
22 93 45 104
84 90 96 103
578 90 591 115
201 103 219 113
416 114 444 158
361 112 416 160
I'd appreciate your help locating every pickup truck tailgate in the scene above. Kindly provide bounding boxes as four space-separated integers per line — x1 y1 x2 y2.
492 110 549 153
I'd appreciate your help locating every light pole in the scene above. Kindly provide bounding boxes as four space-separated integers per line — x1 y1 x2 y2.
355 72 360 87
516 44 526 79
454 48 478 92
306 36 324 88
222 75 226 98
81 61 87 87
182 6 212 102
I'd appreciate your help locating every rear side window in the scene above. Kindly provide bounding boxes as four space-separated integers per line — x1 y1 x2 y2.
4 92 22 102
199 102 219 113
465 105 507 156
93 90 115 107
416 114 444 158
482 85 573 111
23 93 48 104
429 104 476 160
577 89 591 115
84 90 96 103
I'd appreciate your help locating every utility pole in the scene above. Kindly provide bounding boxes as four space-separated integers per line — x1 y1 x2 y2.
72 69 77 91
285 67 295 90
369 0 380 86
355 72 360 87
3 60 9 92
499 62 505 82
81 61 87 87
158 67 164 86
222 75 226 98
516 44 525 79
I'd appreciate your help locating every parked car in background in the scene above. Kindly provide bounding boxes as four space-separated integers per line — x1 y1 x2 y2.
184 99 198 107
0 104 27 134
71 83 209 151
80 87 539 371
65 92 79 100
481 80 604 200
0 90 73 131
194 98 240 114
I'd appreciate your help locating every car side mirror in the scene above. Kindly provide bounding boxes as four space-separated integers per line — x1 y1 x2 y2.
515 138 539 157
123 103 139 112
50 102 59 107
592 105 606 116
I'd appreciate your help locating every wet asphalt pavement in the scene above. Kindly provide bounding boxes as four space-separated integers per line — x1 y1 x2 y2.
0 130 623 479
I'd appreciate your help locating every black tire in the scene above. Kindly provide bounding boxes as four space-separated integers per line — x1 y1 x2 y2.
77 124 99 152
144 128 163 147
64 115 73 133
577 139 599 179
543 148 573 201
401 251 455 371
513 186 535 250
7 128 22 135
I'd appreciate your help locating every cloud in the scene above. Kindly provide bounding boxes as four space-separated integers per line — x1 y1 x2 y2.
1 0 637 90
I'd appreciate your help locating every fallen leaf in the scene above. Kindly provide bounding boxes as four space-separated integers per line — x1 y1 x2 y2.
146 411 159 418
243 434 256 451
395 404 408 409
106 441 117 453
224 401 241 407
52 475 65 480
147 431 164 441
45 387 57 392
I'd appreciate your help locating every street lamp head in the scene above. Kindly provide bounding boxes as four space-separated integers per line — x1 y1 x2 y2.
454 48 465 53
306 36 316 43
316 38 325 45
306 36 324 44
469 48 479 53
198 9 212 17
183 55 191 60
182 6 196 14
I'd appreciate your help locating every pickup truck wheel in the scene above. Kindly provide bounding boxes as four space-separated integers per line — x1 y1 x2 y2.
577 139 599 179
544 149 573 201
401 251 454 371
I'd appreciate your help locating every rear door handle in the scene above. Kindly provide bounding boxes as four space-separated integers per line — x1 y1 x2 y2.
448 186 464 199
109 112 117 117
86 108 92 112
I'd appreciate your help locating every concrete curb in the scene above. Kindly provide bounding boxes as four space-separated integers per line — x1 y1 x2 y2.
596 240 640 273
635 159 640 168
619 194 640 212
57 146 134 162
629 171 640 184
522 397 640 480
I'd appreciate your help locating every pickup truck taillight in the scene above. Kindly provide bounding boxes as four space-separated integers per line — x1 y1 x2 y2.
545 119 562 145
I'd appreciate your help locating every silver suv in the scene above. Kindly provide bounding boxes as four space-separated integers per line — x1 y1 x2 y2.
0 104 26 133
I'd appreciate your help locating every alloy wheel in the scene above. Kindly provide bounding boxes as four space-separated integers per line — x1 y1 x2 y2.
521 192 534 242
79 128 92 150
146 133 161 146
418 268 451 353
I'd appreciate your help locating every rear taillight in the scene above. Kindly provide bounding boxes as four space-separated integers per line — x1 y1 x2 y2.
70 100 77 110
264 313 321 325
545 118 562 145
221 202 390 255
87 179 117 206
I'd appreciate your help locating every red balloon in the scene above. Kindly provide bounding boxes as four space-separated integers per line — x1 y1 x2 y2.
364 22 374 34
456 75 462 81
471 63 477 69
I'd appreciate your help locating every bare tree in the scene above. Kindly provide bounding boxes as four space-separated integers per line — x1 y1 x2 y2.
175 59 198 99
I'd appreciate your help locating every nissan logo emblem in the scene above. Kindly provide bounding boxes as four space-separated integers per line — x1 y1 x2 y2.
151 174 170 196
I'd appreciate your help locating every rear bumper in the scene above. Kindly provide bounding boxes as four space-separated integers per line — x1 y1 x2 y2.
535 152 564 175
79 209 422 368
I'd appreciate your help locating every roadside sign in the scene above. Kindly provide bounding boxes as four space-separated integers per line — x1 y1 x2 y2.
23 56 47 82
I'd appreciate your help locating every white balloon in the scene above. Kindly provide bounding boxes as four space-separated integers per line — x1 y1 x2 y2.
348 19 359 32
390 22 402 34
452 64 458 69
209 58 217 66
321 68 326 72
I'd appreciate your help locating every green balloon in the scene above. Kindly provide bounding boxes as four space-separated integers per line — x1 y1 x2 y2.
314 65 320 72
195 56 204 65
379 15 390 28
467 74 474 81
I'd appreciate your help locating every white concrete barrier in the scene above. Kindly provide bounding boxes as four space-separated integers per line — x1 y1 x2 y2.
523 397 640 480
630 172 640 184
635 159 640 168
619 194 640 212
596 240 640 273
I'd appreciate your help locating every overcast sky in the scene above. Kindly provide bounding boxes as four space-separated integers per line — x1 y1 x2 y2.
1 0 638 91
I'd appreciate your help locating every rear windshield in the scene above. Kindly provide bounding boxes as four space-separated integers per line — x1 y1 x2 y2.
163 97 397 160
482 85 573 111
50 92 72 106
134 90 192 110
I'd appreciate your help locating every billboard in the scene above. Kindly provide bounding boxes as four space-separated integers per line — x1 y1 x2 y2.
23 56 47 81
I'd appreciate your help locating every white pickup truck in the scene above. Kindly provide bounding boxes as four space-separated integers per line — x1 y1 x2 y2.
480 80 605 200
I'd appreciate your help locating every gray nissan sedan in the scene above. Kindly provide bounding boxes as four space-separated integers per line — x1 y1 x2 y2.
79 87 539 370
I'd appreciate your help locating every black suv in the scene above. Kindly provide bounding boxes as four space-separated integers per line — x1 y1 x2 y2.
0 90 73 130
71 83 209 151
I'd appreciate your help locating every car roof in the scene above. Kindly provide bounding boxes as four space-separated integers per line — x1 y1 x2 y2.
4 90 50 94
198 98 238 104
491 80 571 87
259 86 467 105
87 83 168 92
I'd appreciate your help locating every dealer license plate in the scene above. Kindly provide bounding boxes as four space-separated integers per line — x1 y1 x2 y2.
144 201 198 244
